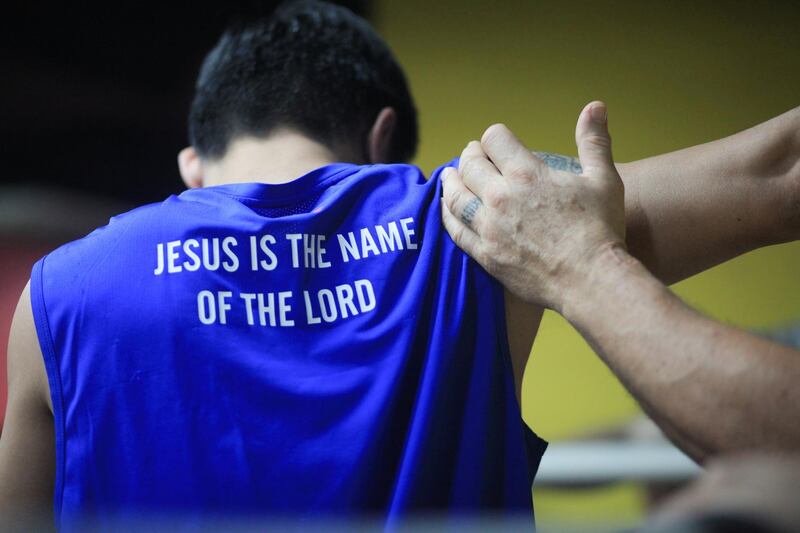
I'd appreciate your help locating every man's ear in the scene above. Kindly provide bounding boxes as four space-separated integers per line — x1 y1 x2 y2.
178 147 204 189
366 107 397 164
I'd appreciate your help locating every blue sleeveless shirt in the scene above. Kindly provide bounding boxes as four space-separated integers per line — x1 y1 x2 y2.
30 162 546 530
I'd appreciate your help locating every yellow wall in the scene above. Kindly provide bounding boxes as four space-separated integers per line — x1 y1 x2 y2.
374 0 800 526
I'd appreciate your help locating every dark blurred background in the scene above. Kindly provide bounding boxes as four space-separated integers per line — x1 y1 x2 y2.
1 1 369 205
0 0 368 440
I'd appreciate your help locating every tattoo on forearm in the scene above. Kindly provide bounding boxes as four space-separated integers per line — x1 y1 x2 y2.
534 151 583 174
461 197 482 227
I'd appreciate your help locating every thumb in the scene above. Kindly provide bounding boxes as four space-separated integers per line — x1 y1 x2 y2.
575 101 616 181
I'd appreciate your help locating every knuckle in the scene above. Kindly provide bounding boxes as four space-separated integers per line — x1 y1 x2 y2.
481 123 510 147
444 186 461 212
461 157 481 178
442 179 454 200
583 133 612 151
508 164 534 182
460 140 479 159
446 189 464 212
482 186 508 210
454 226 467 247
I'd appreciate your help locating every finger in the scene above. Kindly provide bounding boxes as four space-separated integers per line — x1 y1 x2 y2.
458 140 501 198
441 197 483 258
441 166 486 233
479 123 544 181
575 101 617 181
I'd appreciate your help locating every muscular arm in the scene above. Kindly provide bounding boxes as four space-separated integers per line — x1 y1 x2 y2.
618 108 800 283
446 104 800 461
538 106 800 284
505 107 800 402
563 246 800 462
0 283 55 528
622 106 800 283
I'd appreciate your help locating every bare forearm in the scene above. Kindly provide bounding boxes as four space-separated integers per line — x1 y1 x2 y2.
447 109 800 462
563 245 800 462
619 106 800 284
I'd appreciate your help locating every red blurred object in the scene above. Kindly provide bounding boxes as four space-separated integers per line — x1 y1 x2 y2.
0 242 52 430
0 186 131 433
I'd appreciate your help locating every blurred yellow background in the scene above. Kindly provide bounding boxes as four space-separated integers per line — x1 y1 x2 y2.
375 0 800 526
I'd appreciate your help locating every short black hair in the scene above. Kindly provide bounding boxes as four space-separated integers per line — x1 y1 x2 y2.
188 0 418 162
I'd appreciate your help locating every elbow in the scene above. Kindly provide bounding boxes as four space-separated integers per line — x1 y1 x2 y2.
695 425 800 466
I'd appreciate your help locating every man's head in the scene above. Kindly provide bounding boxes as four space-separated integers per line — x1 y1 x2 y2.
178 0 418 187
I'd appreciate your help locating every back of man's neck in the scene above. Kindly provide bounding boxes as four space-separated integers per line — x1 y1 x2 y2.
202 131 350 187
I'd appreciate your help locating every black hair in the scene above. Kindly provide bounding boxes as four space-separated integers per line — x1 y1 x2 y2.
188 0 418 162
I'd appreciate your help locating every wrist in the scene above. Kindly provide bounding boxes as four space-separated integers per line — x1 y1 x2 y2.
558 241 654 325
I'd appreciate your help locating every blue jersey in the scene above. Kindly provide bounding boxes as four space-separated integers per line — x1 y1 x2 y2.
31 162 546 530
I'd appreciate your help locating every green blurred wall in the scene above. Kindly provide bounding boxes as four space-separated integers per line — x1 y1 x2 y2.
374 0 800 526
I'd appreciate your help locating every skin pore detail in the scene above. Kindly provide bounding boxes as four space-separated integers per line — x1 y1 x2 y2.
534 151 583 174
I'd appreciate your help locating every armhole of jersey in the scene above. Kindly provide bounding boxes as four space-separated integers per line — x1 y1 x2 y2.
30 257 65 527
